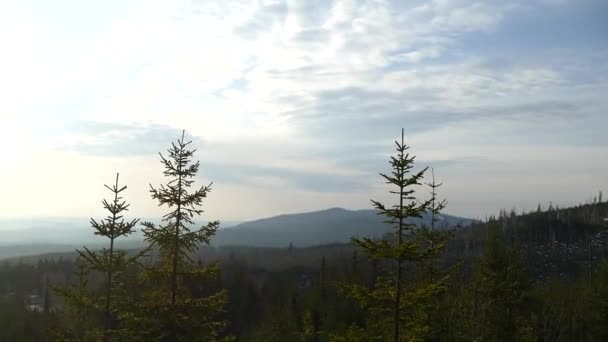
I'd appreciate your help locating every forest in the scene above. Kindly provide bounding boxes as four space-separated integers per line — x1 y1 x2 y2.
1 130 607 342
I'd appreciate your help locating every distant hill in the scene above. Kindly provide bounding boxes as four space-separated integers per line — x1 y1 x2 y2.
213 208 476 247
0 209 475 259
0 218 237 260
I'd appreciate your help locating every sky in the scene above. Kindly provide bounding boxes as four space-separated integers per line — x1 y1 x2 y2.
0 0 606 223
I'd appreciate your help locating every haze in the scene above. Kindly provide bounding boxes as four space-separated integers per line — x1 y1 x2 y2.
1 0 606 223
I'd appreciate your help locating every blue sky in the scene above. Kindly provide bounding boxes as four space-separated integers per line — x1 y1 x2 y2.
1 0 606 221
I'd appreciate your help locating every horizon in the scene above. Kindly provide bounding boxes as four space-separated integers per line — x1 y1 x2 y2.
0 197 599 227
1 0 606 222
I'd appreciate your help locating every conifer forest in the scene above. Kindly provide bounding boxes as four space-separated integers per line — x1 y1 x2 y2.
1 1 606 341
1 130 607 341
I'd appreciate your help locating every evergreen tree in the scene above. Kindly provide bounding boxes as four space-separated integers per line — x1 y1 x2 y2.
589 260 608 339
337 129 445 341
419 168 449 284
54 259 94 341
138 130 230 341
43 278 51 314
470 225 532 341
414 169 453 340
55 173 141 341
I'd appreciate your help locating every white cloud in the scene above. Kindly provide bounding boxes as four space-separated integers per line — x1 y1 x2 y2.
66 0 513 141
0 0 605 220
430 2 506 32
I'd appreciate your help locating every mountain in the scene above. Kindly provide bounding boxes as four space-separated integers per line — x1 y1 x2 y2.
0 210 475 259
0 218 239 260
213 208 477 247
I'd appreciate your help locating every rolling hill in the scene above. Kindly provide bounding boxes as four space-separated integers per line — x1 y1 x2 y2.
213 207 476 247
0 209 475 259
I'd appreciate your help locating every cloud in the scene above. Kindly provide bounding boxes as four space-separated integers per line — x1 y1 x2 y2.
420 156 492 169
201 162 368 193
232 1 287 39
428 1 508 33
54 121 199 157
1 0 606 220
42 0 585 149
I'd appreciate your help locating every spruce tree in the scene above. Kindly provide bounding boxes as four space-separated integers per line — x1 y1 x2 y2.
138 130 230 341
54 258 94 341
55 173 141 341
43 278 51 314
415 169 453 339
420 168 449 283
470 225 531 341
86 173 140 340
337 129 445 341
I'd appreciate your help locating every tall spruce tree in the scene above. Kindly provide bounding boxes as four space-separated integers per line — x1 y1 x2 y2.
420 169 448 283
337 129 445 341
414 169 453 339
138 130 230 341
55 173 141 341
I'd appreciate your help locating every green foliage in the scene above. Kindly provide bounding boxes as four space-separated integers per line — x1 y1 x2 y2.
137 130 230 341
3 128 608 341
587 260 608 340
339 130 449 341
3 218 608 341
452 225 533 341
54 173 142 341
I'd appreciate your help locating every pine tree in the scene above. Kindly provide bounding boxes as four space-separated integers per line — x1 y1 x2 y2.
54 258 94 341
85 173 140 340
138 130 230 341
55 173 141 341
588 260 608 339
420 168 449 283
43 278 51 314
415 169 453 339
471 225 531 341
337 129 445 341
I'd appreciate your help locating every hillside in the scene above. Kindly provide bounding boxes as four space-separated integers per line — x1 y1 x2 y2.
214 207 476 247
0 209 474 259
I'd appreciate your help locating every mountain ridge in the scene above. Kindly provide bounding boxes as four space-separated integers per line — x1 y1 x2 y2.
213 207 476 247
0 208 476 259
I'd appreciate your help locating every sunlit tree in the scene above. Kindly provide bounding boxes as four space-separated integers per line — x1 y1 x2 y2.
337 129 447 341
138 130 230 341
55 173 141 341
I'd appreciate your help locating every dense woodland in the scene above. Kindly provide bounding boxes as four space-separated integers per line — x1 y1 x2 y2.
1 131 607 341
